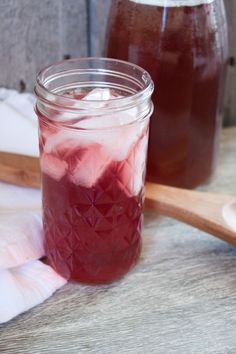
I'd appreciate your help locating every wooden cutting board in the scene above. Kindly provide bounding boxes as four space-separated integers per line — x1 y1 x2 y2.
0 150 235 246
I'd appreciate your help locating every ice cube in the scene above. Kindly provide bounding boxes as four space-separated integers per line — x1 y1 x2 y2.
42 100 146 186
76 113 121 129
44 129 87 157
0 212 43 270
76 109 138 130
70 143 112 187
80 88 137 127
119 126 148 196
119 107 139 125
104 122 145 161
41 153 68 181
131 131 148 195
83 88 113 101
44 116 143 164
76 88 116 112
73 123 141 162
75 111 142 160
42 124 142 188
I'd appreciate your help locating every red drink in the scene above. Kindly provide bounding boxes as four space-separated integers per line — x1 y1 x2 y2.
35 58 153 283
105 0 228 188
39 107 148 282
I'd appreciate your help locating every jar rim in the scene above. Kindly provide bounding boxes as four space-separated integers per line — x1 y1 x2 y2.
35 57 154 115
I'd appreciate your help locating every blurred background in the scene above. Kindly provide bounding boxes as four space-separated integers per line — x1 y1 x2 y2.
0 0 235 126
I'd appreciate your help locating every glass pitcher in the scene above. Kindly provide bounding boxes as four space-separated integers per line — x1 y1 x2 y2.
105 0 228 188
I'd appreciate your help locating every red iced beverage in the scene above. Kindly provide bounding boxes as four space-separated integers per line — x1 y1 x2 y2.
105 0 228 188
35 58 153 283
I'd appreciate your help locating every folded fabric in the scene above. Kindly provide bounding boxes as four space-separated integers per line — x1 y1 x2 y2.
0 88 36 123
0 208 67 324
0 212 43 270
0 88 39 157
0 88 67 324
0 260 66 324
0 181 41 210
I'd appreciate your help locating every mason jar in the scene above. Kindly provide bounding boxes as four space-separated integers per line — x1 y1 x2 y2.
35 58 154 283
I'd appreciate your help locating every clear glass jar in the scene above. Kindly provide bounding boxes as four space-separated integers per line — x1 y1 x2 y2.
35 58 154 283
105 0 228 188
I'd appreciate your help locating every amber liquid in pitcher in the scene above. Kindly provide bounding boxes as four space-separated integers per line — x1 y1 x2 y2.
105 0 228 188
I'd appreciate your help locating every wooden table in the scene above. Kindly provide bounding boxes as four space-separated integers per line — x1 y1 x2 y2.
1 128 236 354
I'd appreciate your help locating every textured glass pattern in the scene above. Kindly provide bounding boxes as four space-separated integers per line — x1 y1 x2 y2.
39 117 149 283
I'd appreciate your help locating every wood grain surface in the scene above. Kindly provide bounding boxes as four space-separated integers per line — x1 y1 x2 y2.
88 0 112 56
0 127 235 353
0 0 88 92
0 151 40 188
145 183 236 246
224 0 236 126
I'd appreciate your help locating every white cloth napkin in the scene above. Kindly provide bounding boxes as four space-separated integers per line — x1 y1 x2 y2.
0 89 67 324
0 88 39 157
